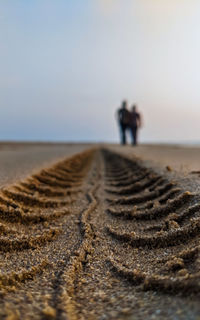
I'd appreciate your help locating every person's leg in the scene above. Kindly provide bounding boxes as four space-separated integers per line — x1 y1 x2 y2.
130 126 134 145
131 126 137 145
119 123 125 145
133 126 138 145
122 124 126 145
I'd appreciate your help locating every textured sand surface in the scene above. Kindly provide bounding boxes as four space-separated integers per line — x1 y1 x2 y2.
110 144 200 173
0 143 199 319
0 143 92 187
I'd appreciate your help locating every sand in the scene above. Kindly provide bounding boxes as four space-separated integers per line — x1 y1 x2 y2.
0 142 199 319
109 143 200 173
0 142 92 187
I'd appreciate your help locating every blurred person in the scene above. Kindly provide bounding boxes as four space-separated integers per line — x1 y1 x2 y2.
117 100 130 145
129 105 142 146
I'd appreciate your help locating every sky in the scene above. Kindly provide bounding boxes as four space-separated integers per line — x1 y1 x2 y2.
1 0 200 143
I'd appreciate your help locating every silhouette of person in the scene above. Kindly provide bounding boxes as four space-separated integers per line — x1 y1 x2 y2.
117 101 130 145
129 105 141 146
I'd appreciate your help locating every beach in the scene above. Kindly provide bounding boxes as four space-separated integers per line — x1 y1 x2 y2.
110 143 200 173
0 142 91 187
1 143 200 187
0 142 199 319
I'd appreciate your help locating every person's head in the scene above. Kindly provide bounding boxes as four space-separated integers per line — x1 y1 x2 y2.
122 100 127 109
132 104 137 112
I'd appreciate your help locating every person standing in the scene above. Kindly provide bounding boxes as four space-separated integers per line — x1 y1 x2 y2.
129 105 141 145
117 100 130 145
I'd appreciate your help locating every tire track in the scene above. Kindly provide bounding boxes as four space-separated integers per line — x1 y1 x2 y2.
54 158 100 320
103 149 200 305
0 149 95 319
0 147 200 319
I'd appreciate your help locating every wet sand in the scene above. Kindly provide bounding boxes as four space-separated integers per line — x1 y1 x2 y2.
0 142 199 319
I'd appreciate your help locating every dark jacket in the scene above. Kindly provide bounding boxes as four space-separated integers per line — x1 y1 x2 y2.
118 108 130 126
130 111 140 128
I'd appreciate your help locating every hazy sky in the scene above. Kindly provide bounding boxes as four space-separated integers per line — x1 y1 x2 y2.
1 0 200 143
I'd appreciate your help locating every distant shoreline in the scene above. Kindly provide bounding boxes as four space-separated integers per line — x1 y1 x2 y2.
0 140 200 147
